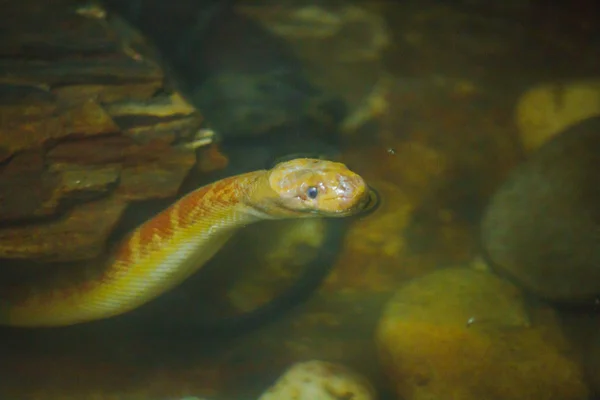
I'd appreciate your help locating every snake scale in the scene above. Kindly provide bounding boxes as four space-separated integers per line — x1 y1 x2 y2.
0 159 374 328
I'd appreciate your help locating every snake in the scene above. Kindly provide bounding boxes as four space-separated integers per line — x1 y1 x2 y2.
0 158 375 328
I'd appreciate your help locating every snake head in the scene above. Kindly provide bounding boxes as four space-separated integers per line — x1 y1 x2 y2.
268 158 374 217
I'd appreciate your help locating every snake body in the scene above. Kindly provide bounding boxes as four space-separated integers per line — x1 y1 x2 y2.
0 159 371 328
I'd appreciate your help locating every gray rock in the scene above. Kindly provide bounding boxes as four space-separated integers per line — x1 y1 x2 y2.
481 115 600 303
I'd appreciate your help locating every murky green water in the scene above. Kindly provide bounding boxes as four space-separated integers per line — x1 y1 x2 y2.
1 0 599 399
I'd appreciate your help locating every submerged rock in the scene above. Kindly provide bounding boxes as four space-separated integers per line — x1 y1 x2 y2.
515 80 600 152
376 268 588 400
0 0 215 264
481 115 600 303
258 360 375 400
238 2 391 134
105 0 343 140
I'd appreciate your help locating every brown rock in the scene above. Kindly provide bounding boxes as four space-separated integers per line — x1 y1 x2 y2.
0 83 57 121
52 83 163 104
1 0 121 58
46 135 137 165
0 0 221 267
376 268 589 400
104 92 197 120
0 0 172 163
123 116 201 145
0 151 121 222
0 97 120 158
117 161 194 201
481 115 600 303
114 141 196 200
0 197 127 262
0 150 62 222
0 47 163 87
50 163 121 203
47 136 196 200
105 92 203 144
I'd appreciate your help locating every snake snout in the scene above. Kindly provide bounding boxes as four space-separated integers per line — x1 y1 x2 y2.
334 173 369 210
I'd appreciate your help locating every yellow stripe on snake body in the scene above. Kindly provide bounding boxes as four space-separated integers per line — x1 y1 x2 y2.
1 159 371 327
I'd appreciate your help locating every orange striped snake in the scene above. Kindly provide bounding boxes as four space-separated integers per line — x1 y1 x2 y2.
0 158 374 327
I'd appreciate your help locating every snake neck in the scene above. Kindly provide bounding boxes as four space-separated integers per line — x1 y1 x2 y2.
99 170 279 290
1 170 279 327
225 171 285 221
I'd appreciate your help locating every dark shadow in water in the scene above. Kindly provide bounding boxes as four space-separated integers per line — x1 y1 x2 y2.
102 0 347 140
0 217 353 365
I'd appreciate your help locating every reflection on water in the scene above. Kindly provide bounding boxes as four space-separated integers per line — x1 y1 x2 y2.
1 0 600 399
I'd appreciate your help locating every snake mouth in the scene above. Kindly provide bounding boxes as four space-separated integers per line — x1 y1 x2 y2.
356 186 380 216
323 186 380 217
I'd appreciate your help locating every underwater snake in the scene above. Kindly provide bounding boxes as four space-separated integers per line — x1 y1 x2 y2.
0 158 374 328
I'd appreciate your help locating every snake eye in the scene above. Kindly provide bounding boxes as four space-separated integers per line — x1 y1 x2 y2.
306 186 319 199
